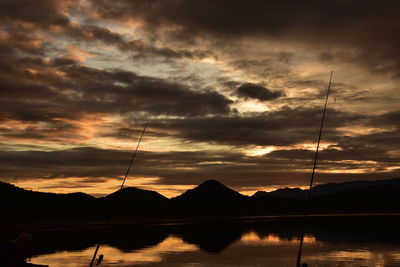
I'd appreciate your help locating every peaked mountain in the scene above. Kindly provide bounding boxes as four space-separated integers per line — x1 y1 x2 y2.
171 180 249 214
173 179 247 202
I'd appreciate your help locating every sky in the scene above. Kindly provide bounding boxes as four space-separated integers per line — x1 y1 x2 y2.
0 0 399 197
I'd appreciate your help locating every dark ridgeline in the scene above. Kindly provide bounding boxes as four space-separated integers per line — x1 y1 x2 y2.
0 182 96 223
100 187 169 219
254 187 307 199
171 179 250 216
1 178 400 224
253 177 400 200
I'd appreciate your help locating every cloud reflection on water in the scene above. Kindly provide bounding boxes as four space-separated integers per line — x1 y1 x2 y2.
28 230 400 267
29 236 198 266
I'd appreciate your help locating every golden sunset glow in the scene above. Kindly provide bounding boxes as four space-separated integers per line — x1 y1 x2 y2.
307 249 400 267
0 0 399 197
241 232 316 244
245 146 277 157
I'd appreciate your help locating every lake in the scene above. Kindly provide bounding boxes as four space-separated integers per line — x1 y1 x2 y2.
12 215 400 266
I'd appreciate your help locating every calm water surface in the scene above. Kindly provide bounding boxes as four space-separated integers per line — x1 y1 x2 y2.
22 215 400 267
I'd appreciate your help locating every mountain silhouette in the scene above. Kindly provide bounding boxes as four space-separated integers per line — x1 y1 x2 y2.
171 179 249 215
2 178 400 223
254 177 400 199
102 187 168 203
99 187 169 218
310 178 400 197
309 185 400 213
0 181 95 222
173 179 247 202
0 181 95 202
253 187 307 199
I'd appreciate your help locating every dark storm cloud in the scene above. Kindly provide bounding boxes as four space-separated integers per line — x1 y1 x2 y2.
0 0 71 28
57 63 233 117
0 118 83 142
0 146 276 188
0 147 128 180
269 145 399 166
105 107 400 160
65 24 212 60
105 107 400 183
1 143 398 188
0 0 211 62
146 107 363 146
120 40 213 60
0 146 246 180
1 49 241 153
0 33 45 56
228 53 295 79
0 28 232 144
91 0 400 76
368 111 400 129
0 55 232 126
237 83 283 101
347 131 400 149
0 145 324 184
66 23 125 44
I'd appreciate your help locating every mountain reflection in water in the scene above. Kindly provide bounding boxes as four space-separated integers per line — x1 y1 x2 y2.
29 236 198 266
19 215 400 267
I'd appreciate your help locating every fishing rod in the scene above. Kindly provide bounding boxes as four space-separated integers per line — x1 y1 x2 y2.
295 71 334 267
89 120 150 267
120 120 149 190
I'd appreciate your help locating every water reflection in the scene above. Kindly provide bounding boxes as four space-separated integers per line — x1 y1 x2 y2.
17 215 400 267
307 249 400 267
30 236 198 266
241 232 316 244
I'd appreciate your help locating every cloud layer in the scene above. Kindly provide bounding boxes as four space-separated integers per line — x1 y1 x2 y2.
0 0 399 196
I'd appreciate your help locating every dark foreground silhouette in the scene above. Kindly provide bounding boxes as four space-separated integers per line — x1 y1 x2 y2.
0 233 48 267
1 178 400 223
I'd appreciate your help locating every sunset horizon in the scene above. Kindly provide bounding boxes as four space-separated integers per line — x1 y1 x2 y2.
1 1 400 266
1 0 399 201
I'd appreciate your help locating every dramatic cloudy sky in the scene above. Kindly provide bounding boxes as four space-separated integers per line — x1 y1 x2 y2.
1 0 399 197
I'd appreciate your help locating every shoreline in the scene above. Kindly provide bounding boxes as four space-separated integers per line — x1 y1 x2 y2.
3 212 400 232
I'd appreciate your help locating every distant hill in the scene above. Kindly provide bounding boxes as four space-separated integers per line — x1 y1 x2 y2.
253 187 307 199
253 178 400 200
0 182 170 221
0 181 95 201
0 181 95 222
102 186 168 203
309 185 400 213
99 187 169 218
